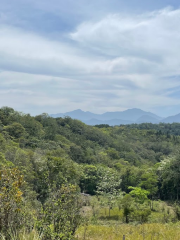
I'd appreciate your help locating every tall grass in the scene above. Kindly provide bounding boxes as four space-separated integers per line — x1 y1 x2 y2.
2 224 180 240
76 199 180 239
76 223 180 240
0 230 42 240
0 201 177 240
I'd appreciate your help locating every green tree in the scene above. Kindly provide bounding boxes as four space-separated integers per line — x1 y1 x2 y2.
128 186 149 205
121 194 134 223
80 165 98 194
139 171 158 210
159 157 180 200
0 168 24 238
4 122 25 139
39 184 82 240
128 187 151 223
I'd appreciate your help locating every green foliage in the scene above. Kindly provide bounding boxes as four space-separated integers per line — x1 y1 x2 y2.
38 184 82 240
80 165 98 194
1 107 180 238
173 202 180 220
139 171 158 197
0 153 14 168
0 168 24 238
121 194 134 223
4 123 25 139
159 157 180 200
129 187 149 204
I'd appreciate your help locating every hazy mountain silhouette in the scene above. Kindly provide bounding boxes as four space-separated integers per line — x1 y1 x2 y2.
136 115 160 124
50 108 163 125
99 108 162 121
50 109 97 120
162 113 180 123
84 118 133 126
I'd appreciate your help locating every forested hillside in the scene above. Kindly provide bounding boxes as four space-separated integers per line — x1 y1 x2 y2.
1 106 180 239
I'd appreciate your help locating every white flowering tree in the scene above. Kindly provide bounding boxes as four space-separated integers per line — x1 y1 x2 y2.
96 168 122 217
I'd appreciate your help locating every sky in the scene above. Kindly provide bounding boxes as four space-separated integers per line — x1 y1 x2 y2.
1 0 180 117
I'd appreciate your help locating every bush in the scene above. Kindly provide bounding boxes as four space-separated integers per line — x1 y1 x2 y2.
38 184 82 240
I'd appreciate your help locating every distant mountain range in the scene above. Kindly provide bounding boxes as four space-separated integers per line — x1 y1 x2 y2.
51 108 177 125
50 108 180 126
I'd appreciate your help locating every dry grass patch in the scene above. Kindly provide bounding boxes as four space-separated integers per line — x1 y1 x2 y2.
76 223 180 240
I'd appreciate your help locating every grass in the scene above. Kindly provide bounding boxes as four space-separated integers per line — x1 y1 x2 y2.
76 199 179 239
0 230 43 240
87 198 176 223
2 223 180 240
0 200 177 239
76 223 180 240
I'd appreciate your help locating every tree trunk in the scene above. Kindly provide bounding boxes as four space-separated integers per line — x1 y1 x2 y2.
125 214 129 224
177 185 179 201
151 200 154 211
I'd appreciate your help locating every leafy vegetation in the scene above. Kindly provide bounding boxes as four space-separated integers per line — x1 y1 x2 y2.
1 106 180 239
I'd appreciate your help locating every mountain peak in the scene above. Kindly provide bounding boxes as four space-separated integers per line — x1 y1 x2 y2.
50 108 163 124
70 109 84 113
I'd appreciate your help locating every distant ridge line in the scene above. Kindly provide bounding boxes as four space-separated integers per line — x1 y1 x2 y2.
50 108 173 125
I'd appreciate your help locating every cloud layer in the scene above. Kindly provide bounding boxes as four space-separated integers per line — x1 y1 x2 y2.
1 5 180 116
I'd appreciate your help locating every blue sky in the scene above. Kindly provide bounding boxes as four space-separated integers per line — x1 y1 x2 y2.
1 0 180 117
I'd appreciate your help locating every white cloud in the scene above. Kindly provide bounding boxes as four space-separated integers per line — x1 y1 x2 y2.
71 8 180 75
1 7 180 115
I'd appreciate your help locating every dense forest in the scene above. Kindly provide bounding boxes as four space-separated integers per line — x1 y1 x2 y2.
1 106 180 239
